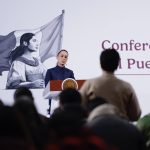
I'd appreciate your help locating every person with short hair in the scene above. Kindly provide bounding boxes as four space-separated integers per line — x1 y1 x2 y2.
80 49 141 121
59 88 81 107
14 87 34 102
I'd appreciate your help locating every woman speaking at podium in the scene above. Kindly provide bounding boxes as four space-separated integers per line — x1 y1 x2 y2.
45 49 75 115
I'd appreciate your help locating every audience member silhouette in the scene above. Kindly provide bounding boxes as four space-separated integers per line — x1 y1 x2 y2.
80 48 141 121
86 113 146 150
86 96 108 114
137 113 150 149
13 87 47 150
0 106 35 150
49 88 87 138
87 103 122 122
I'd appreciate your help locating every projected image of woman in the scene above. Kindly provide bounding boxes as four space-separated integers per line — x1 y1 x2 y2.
6 33 46 89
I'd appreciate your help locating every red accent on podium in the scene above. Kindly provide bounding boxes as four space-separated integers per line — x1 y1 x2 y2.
50 80 85 91
43 80 86 99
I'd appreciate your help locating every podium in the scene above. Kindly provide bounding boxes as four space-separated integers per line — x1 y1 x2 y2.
43 79 85 99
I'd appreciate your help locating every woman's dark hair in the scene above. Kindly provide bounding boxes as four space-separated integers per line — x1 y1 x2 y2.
14 87 34 102
57 49 68 56
9 33 35 63
59 88 81 106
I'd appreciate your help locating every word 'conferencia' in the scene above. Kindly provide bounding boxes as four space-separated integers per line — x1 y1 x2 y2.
101 40 150 70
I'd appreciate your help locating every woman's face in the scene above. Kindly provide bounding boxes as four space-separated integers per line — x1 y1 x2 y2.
28 36 39 52
57 50 68 67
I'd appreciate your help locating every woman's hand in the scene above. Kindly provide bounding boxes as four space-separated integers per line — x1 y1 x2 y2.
32 79 45 88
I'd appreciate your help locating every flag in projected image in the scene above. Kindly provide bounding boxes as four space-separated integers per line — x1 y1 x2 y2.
0 10 64 75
